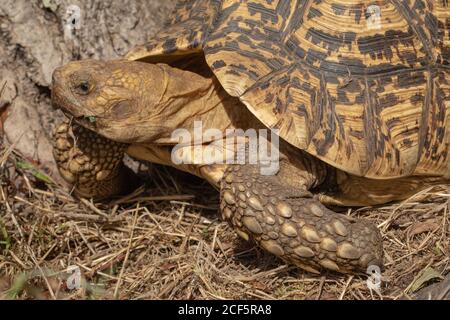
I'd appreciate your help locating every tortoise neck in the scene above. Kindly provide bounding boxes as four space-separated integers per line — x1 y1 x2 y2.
150 63 260 145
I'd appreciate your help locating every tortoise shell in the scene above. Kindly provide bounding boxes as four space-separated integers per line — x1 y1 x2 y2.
126 0 450 179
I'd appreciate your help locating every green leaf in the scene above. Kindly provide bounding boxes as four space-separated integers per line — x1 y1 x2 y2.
85 115 97 123
16 161 55 185
410 267 444 293
32 170 54 184
16 161 33 170
4 272 28 299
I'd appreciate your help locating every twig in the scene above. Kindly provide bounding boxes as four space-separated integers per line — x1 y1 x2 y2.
114 211 139 299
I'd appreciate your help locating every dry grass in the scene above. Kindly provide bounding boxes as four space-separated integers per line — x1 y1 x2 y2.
0 140 449 300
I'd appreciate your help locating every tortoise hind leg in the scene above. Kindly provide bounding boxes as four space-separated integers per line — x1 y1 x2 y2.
220 164 383 274
53 121 138 199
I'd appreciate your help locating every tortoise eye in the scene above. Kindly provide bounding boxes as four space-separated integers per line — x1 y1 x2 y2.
76 81 90 95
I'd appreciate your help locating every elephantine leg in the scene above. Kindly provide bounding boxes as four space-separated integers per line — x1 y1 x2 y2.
220 164 383 274
52 121 137 199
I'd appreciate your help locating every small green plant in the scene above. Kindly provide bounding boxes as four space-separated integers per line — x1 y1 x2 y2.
85 115 97 123
15 160 55 185
4 272 28 299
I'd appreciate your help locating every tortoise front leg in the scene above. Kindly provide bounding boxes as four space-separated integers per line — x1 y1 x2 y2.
220 164 383 274
52 121 137 199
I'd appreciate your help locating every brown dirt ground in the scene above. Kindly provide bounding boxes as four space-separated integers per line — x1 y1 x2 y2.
0 1 449 300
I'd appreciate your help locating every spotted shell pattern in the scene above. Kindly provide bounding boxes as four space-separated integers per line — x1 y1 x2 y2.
126 0 450 179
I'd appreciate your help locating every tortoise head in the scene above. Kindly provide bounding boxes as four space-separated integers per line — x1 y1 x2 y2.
51 59 173 143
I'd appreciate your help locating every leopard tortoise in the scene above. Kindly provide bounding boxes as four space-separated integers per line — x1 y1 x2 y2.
51 0 450 274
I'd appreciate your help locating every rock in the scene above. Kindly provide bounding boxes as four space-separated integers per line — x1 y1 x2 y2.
0 0 177 184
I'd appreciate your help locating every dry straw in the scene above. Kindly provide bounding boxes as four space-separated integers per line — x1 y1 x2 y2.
0 138 448 300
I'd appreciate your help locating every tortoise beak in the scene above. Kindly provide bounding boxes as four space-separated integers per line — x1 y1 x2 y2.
51 67 83 117
52 67 62 86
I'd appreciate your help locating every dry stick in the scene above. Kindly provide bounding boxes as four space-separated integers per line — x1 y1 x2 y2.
196 270 217 297
210 225 219 251
175 203 186 228
339 275 354 300
8 250 27 269
167 276 193 300
22 174 36 198
378 186 435 230
141 208 165 233
157 275 185 299
13 196 55 214
356 287 369 300
439 202 448 244
212 237 228 263
56 211 118 223
5 194 24 240
170 200 218 210
234 265 290 282
90 242 147 276
138 212 199 229
110 185 145 205
179 213 200 254
32 188 74 202
77 263 133 283
246 290 274 300
114 192 195 205
80 198 109 218
27 221 37 247
90 250 128 272
114 211 139 299
0 132 25 166
375 286 384 300
26 247 57 300
315 276 326 300
39 242 58 262
74 223 96 255
386 228 442 267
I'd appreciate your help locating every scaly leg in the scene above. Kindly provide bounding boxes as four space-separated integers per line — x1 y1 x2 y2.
220 163 383 274
53 121 137 199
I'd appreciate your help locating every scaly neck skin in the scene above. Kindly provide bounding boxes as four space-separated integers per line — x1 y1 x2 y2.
145 63 260 145
127 64 328 190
